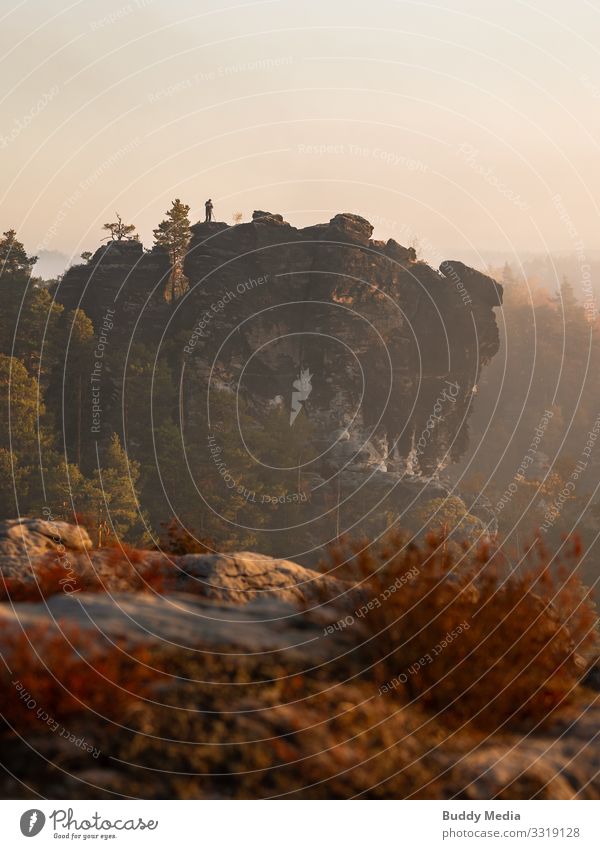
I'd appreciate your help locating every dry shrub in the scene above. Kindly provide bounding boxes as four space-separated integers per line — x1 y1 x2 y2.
324 531 599 730
0 621 164 732
0 552 102 602
0 544 175 602
100 542 171 593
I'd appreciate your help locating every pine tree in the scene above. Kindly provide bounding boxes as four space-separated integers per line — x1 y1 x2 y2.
0 355 61 518
94 433 143 542
153 198 191 301
32 449 102 523
552 276 587 332
0 284 63 379
501 261 516 286
0 354 42 455
102 214 136 242
60 309 95 468
0 233 55 378
123 343 176 459
0 230 37 282
0 447 29 517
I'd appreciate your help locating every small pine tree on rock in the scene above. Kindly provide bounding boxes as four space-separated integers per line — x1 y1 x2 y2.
153 198 191 301
102 214 136 242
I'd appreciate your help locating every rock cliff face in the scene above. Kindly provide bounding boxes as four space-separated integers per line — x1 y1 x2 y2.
178 212 501 539
56 212 502 542
56 238 171 335
180 211 501 475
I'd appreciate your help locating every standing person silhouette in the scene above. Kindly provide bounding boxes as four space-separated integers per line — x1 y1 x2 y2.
205 198 213 222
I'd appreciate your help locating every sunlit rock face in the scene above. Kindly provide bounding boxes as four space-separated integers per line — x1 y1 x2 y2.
181 212 502 473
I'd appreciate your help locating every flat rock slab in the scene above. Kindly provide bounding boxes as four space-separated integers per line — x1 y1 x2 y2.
0 592 354 664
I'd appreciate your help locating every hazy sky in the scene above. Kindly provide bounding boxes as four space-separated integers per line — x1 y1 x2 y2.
2 0 600 271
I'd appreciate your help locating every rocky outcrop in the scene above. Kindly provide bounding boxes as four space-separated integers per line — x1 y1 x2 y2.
2 559 599 800
0 517 92 577
54 239 171 338
451 707 600 799
100 547 348 605
0 519 349 605
55 214 502 477
0 593 350 663
53 212 503 544
440 260 503 306
1 520 598 800
179 210 502 476
175 211 502 541
172 550 348 604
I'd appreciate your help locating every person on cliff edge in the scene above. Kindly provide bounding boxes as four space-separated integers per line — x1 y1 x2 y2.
205 198 213 222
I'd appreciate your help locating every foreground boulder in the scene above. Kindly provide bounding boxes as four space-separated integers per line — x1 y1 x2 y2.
0 592 351 663
2 519 598 800
172 550 348 605
0 519 350 607
450 706 600 799
0 517 92 577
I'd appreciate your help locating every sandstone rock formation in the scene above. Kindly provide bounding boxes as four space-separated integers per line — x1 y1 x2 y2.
2 573 599 800
0 517 92 577
0 593 350 663
188 210 500 484
56 212 502 477
1 518 598 800
172 550 348 604
54 212 503 545
0 518 349 605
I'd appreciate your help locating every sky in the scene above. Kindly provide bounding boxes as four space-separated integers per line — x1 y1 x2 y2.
2 0 600 276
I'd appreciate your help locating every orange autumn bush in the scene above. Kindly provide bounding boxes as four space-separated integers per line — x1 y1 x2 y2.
0 555 100 602
0 621 165 732
324 531 599 730
99 543 171 593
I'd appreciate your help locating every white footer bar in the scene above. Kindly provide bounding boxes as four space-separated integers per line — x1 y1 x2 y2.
0 799 597 848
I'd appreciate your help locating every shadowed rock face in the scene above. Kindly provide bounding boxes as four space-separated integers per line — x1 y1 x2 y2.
56 239 172 326
180 212 502 476
180 211 502 504
55 213 502 542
